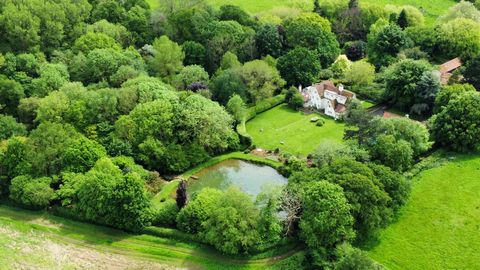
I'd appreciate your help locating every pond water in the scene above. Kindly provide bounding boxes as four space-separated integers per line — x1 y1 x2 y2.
187 159 288 198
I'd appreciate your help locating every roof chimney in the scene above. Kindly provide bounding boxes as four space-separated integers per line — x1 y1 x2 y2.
338 84 344 92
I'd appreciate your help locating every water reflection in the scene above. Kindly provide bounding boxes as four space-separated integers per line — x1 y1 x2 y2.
187 159 288 198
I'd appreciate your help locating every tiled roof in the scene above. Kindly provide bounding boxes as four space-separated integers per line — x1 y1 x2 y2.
440 57 462 74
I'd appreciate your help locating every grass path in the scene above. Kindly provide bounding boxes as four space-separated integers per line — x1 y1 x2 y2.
368 153 480 269
0 204 299 269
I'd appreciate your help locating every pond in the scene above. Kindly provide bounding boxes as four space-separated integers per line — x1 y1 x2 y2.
187 159 288 198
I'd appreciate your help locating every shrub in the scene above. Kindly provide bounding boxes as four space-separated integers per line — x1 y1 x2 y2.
152 199 179 227
9 175 54 209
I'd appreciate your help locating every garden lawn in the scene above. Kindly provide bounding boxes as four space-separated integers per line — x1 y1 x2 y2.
368 153 480 269
246 104 345 156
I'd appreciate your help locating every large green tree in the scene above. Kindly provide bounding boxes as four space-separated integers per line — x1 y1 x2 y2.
430 91 480 152
277 47 321 86
300 181 355 251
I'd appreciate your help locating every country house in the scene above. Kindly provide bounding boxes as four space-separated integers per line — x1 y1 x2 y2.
300 81 356 119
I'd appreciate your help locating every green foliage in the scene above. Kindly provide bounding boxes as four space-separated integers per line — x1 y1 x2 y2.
0 137 30 195
434 84 477 113
74 158 153 231
255 24 284 58
182 41 206 66
438 18 480 61
73 32 122 54
0 76 25 115
284 13 340 67
0 115 27 140
147 35 184 81
211 69 247 105
370 134 413 171
367 23 411 67
60 137 107 173
172 65 209 90
9 175 54 208
383 59 434 111
240 60 285 103
153 198 179 227
277 47 322 86
300 181 355 250
463 55 480 91
200 188 260 255
430 91 480 152
345 60 375 89
334 243 380 270
204 20 255 73
226 94 247 122
177 188 223 234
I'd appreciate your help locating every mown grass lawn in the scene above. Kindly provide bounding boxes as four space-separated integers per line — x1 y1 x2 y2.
368 153 480 269
246 104 345 156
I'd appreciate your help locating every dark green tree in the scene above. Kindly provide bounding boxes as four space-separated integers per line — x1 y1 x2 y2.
277 47 321 86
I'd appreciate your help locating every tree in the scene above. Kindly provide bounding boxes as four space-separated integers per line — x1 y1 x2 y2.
345 60 375 89
344 41 366 61
204 20 255 73
383 59 433 111
176 188 223 234
60 137 107 173
434 84 477 113
368 163 410 211
200 188 260 255
226 94 247 122
75 158 153 231
211 69 247 105
430 91 480 152
0 76 24 115
438 1 480 24
397 9 408 29
323 159 392 237
9 175 54 208
0 3 41 52
369 134 413 171
87 19 132 47
182 41 206 66
218 5 255 27
172 65 209 90
0 115 27 140
255 24 284 57
0 137 30 195
148 36 184 81
438 18 480 61
367 24 411 67
240 60 285 103
176 180 188 209
277 47 321 87
300 181 355 251
334 243 379 270
411 70 441 115
284 13 340 67
73 32 121 54
463 55 480 90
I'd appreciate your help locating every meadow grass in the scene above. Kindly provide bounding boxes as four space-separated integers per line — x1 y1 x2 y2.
0 204 299 270
246 104 345 156
368 153 480 269
147 0 456 25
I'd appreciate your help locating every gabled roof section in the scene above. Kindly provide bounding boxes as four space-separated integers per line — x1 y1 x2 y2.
440 57 462 74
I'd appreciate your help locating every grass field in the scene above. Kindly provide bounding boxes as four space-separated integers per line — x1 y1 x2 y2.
147 0 456 24
0 203 299 270
246 104 345 156
368 153 480 269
